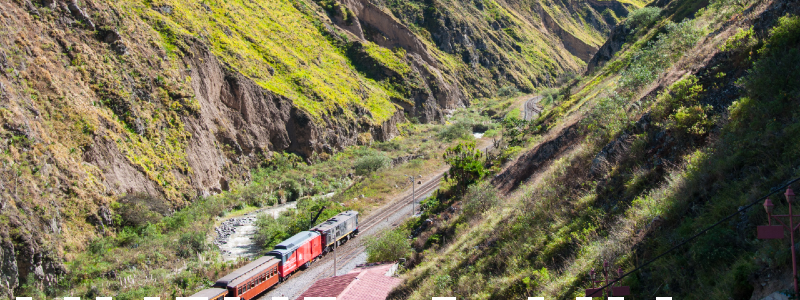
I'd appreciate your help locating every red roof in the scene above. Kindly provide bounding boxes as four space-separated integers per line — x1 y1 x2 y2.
297 263 403 300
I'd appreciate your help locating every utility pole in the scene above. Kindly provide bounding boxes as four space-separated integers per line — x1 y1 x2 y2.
406 175 421 216
333 247 337 277
758 188 800 295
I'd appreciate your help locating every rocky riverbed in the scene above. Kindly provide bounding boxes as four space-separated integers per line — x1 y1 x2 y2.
214 202 297 261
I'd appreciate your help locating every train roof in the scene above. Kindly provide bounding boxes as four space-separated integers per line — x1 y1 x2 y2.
189 288 227 298
214 256 276 287
274 231 319 251
227 258 279 287
310 211 358 232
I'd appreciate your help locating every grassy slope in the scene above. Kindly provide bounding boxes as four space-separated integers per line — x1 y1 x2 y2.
138 0 402 123
18 90 523 299
390 0 800 298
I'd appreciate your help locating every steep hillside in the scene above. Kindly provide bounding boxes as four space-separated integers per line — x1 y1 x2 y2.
0 0 636 298
389 0 800 298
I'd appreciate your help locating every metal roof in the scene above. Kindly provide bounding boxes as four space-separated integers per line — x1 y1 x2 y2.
297 263 401 300
228 258 279 287
310 211 358 232
189 288 227 299
214 256 276 287
274 231 318 250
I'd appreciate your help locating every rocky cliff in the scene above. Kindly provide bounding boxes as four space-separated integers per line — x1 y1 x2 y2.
0 0 635 297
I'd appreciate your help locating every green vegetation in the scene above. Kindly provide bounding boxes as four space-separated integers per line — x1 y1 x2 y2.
389 0 800 299
626 7 662 33
365 228 413 263
137 0 400 123
443 142 486 192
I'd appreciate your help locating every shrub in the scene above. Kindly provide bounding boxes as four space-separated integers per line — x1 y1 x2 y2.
375 140 402 151
462 183 499 219
437 122 472 141
115 193 170 228
619 20 702 93
354 153 391 175
625 7 662 32
743 15 800 101
364 228 412 263
496 85 520 97
176 231 207 258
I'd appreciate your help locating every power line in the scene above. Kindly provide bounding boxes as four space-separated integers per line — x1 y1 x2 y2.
588 175 800 297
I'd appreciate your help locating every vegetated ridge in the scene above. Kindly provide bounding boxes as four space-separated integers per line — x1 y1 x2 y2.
0 0 637 298
388 0 800 297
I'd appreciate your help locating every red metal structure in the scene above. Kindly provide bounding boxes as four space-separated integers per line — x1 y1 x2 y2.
585 261 630 298
758 188 800 296
268 231 323 278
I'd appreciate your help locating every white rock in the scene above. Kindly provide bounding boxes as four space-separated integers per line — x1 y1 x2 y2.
762 292 790 300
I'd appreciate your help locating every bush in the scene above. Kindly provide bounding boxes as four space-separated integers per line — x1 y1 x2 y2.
437 122 472 141
115 193 170 228
176 231 207 258
462 183 499 219
375 140 401 151
443 142 486 191
364 228 412 263
354 153 391 175
496 85 520 97
626 7 662 32
619 20 702 93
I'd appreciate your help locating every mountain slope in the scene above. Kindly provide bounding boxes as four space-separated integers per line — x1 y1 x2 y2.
0 0 636 298
388 0 800 298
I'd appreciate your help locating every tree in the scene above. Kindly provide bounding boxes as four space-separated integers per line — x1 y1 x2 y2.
443 142 486 192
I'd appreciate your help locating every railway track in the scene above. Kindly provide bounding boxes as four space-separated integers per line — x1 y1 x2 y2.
263 173 445 299
311 173 443 276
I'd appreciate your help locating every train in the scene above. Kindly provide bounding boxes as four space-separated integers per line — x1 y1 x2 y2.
190 210 359 300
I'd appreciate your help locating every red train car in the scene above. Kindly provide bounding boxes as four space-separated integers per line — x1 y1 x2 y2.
267 231 322 278
214 257 280 300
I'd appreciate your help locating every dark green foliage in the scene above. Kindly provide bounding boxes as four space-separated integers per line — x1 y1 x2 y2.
354 152 391 175
114 193 170 228
502 116 537 147
743 15 800 101
364 228 412 263
462 182 499 219
436 121 472 142
496 85 520 97
443 142 486 191
625 7 662 33
176 231 207 258
619 20 703 93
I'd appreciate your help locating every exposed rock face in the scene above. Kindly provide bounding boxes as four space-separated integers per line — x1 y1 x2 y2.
340 0 437 66
538 8 599 62
335 0 468 122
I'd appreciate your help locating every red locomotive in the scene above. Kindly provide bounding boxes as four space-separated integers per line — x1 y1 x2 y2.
267 231 323 277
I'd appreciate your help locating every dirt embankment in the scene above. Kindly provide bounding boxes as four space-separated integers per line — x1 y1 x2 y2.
492 123 583 193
